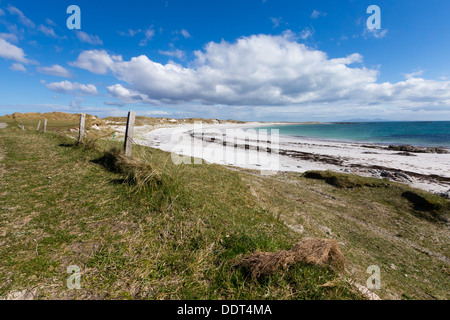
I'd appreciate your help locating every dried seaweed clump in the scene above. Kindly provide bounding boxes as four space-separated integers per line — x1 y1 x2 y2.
238 238 345 279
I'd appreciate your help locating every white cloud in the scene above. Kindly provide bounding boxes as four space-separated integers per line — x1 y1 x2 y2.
45 18 57 26
70 33 450 114
107 84 145 101
107 84 159 105
70 97 84 108
145 28 155 38
0 8 5 16
76 31 103 45
364 28 388 39
10 63 26 72
44 80 98 95
158 49 185 59
38 25 58 38
311 10 327 19
37 65 74 78
6 5 35 28
180 29 191 38
104 101 126 106
270 17 283 28
119 28 142 37
331 53 363 65
0 33 19 43
139 27 155 46
405 70 424 79
70 49 123 74
299 27 314 40
0 38 31 64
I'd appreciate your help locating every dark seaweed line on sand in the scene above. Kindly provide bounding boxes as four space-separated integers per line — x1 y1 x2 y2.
189 133 450 184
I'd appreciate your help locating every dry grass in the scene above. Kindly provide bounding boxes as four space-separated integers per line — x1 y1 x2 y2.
241 170 450 300
237 238 345 279
1 127 362 300
2 121 448 300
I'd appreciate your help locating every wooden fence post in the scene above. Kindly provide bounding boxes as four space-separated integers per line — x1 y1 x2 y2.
36 120 41 132
43 119 47 133
124 111 136 157
78 113 86 143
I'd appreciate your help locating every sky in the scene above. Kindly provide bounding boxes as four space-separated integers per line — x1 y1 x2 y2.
0 0 449 121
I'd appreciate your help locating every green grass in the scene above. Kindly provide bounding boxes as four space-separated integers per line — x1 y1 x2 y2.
244 169 449 300
303 170 449 223
0 126 362 300
1 122 449 300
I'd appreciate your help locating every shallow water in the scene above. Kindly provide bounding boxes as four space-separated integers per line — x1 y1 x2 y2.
257 122 450 148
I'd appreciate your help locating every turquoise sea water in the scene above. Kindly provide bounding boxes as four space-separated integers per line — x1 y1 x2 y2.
258 122 450 148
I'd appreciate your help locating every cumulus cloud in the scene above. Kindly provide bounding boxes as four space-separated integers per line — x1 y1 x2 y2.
44 80 98 95
70 50 122 74
76 31 103 45
9 62 26 72
70 33 450 113
0 38 32 64
107 84 159 104
6 5 35 28
107 84 146 102
37 65 74 78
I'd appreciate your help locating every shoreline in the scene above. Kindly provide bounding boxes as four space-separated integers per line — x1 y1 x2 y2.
109 122 450 195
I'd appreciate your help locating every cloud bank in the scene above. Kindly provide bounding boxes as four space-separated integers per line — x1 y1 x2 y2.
68 33 450 114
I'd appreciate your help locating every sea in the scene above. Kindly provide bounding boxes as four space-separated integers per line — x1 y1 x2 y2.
258 121 450 148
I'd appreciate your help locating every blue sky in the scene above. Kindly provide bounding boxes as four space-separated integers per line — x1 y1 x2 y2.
1 0 449 121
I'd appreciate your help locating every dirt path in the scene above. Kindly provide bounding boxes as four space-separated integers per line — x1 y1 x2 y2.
0 123 8 129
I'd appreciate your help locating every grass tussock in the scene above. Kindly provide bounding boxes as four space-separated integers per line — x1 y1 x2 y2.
237 238 345 279
92 148 184 213
303 170 449 224
401 191 449 223
100 148 162 185
304 170 390 188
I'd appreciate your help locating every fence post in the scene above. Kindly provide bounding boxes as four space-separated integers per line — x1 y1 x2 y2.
36 120 41 132
78 113 86 143
124 111 136 158
43 119 47 133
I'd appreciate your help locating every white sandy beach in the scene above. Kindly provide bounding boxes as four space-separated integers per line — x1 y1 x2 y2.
109 122 450 195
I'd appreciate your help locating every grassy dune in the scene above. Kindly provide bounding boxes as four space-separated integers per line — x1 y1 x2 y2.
0 117 449 300
0 124 360 299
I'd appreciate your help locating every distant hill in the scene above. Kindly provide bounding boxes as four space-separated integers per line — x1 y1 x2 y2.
4 112 101 122
2 112 245 126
